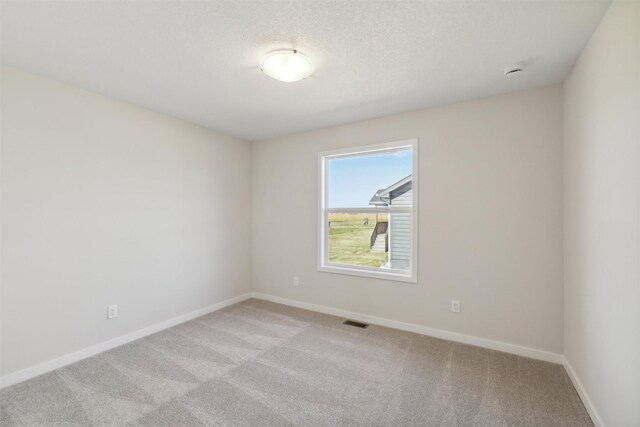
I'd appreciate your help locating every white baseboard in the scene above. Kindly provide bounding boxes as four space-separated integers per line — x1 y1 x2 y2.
249 293 604 425
2 291 600 426
0 292 253 389
250 292 564 364
562 357 604 427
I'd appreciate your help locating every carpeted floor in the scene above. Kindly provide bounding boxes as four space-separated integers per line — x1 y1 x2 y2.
1 299 592 426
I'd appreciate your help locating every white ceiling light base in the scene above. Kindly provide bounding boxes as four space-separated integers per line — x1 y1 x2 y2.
260 50 314 82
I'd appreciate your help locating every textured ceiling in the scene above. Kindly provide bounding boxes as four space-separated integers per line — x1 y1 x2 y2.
1 1 610 141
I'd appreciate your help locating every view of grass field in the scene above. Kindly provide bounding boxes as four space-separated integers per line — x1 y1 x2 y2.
328 213 388 267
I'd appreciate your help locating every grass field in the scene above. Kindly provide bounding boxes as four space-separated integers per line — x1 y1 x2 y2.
328 213 388 267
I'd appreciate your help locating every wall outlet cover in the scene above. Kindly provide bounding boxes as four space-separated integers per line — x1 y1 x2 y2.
451 300 461 313
108 304 118 319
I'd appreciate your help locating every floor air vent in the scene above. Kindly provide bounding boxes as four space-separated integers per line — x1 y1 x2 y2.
343 320 369 329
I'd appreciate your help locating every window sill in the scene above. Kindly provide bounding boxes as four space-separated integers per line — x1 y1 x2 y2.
318 264 417 284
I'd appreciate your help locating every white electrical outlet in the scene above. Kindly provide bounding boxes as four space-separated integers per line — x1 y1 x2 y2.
451 300 460 313
107 304 118 319
292 276 300 286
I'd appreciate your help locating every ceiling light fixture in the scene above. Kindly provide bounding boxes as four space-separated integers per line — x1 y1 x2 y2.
260 49 314 82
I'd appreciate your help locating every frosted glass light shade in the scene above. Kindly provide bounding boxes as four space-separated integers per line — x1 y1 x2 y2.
260 50 314 82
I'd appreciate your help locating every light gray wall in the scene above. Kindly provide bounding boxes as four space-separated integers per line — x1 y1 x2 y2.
0 66 252 377
563 2 640 426
252 85 564 354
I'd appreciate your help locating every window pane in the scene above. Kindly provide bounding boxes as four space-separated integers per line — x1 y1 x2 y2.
320 141 416 282
327 149 413 209
327 212 409 272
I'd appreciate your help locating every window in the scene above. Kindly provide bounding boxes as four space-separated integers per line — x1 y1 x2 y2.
318 139 418 283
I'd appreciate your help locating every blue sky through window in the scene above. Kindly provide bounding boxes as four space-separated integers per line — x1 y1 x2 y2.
327 148 413 208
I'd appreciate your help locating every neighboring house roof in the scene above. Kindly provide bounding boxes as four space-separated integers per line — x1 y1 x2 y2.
368 175 412 206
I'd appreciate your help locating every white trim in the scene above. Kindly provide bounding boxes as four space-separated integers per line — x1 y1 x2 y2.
562 357 604 427
318 264 415 283
318 152 327 272
318 139 416 159
0 292 253 389
377 174 413 198
0 289 598 427
250 292 563 364
318 138 418 284
325 207 412 214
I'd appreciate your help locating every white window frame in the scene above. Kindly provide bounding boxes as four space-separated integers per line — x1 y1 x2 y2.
318 139 418 283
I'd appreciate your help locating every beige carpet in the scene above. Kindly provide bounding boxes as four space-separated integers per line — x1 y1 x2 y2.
1 298 592 426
